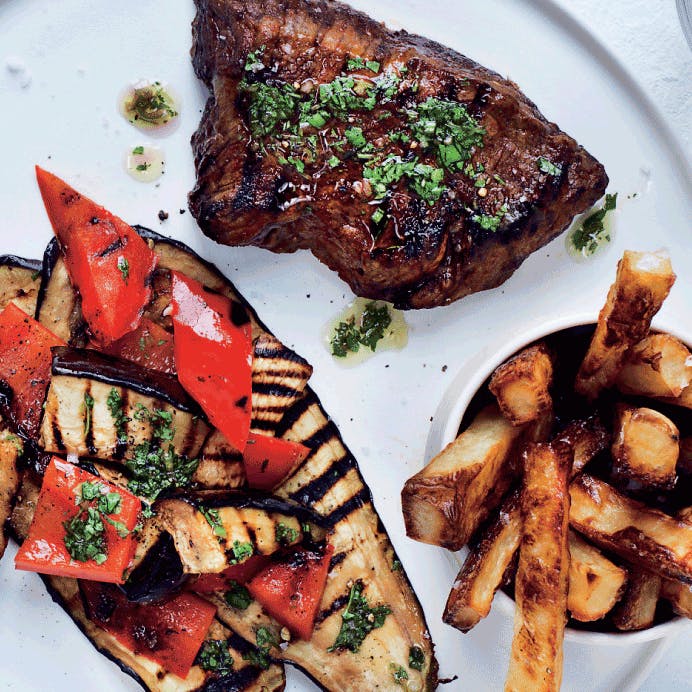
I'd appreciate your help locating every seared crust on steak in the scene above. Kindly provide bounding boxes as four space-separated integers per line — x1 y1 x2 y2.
190 0 608 308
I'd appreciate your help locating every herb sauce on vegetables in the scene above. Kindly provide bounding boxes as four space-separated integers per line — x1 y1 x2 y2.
328 581 391 653
326 298 407 364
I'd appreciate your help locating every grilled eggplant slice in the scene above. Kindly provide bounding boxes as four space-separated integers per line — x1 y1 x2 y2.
154 491 323 574
0 254 42 315
35 238 88 345
209 390 438 691
40 347 209 462
0 417 22 559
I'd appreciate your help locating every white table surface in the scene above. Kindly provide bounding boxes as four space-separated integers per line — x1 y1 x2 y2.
556 2 691 689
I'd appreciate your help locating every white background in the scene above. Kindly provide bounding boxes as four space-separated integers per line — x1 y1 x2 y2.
0 0 690 690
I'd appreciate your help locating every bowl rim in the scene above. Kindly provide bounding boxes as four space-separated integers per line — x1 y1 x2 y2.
428 310 692 645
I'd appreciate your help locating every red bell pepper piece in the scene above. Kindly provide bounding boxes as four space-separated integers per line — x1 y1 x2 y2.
169 271 253 452
15 458 140 583
243 433 310 491
102 317 175 374
247 544 334 641
190 554 271 594
81 580 216 679
0 303 65 438
35 167 158 345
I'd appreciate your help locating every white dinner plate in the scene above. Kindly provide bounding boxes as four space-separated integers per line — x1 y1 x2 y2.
0 0 690 690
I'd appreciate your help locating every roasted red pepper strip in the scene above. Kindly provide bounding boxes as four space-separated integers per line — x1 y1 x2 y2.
243 433 310 491
247 544 334 641
15 458 140 583
0 303 65 438
102 317 175 374
170 271 253 452
35 167 158 345
81 580 216 678
189 554 272 594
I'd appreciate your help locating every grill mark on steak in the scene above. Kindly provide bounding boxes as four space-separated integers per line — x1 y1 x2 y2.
190 0 608 308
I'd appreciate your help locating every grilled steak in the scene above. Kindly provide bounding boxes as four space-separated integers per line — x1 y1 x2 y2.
190 0 608 308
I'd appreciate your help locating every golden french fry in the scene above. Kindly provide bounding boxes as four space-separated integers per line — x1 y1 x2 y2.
567 530 628 622
569 474 692 583
612 568 661 631
444 490 522 632
489 343 554 426
657 384 692 410
611 405 679 490
505 442 571 692
661 578 692 618
575 250 675 400
555 417 610 478
402 404 523 550
616 333 692 398
679 438 692 475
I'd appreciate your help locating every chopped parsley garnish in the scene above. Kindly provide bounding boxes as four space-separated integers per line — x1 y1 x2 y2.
237 48 492 218
240 80 302 139
472 204 508 233
63 482 129 564
391 559 402 572
331 302 392 357
230 539 254 564
328 581 391 653
243 627 277 670
200 506 227 539
407 97 485 171
570 193 617 257
390 663 409 684
224 580 253 610
83 392 94 435
107 388 129 444
132 146 144 155
347 57 380 73
275 522 299 546
196 639 234 675
135 163 149 172
64 507 107 564
537 156 562 177
123 403 199 500
409 645 425 671
117 256 130 281
125 442 199 501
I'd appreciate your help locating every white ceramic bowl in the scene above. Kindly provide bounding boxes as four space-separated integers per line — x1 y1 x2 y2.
425 312 691 645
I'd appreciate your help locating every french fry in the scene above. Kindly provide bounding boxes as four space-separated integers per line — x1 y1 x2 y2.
612 568 661 631
555 417 610 478
505 442 571 692
679 438 692 475
611 405 679 490
569 474 692 583
660 506 692 618
402 404 523 550
658 385 692 410
567 530 628 622
444 489 522 632
616 333 692 398
575 250 675 400
661 578 692 618
489 343 554 426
